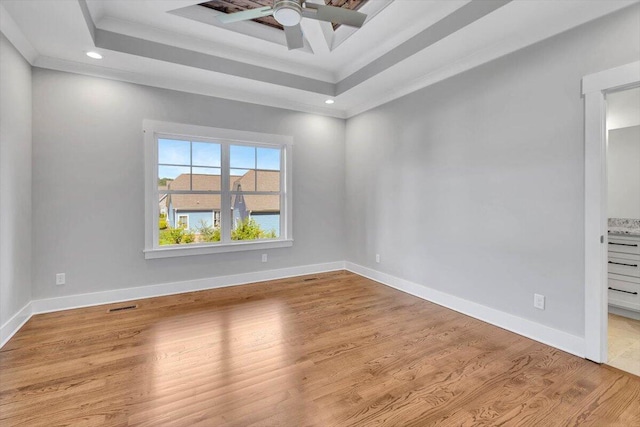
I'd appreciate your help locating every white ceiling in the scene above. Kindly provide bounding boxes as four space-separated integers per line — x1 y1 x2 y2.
607 86 640 130
1 0 637 118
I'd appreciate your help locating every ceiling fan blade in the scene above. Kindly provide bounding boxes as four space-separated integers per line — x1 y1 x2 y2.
216 6 273 24
284 23 304 50
302 3 367 27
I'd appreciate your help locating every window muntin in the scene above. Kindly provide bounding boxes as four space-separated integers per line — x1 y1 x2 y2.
158 139 282 247
145 121 292 258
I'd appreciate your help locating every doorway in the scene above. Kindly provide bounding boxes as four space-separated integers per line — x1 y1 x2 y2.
583 61 640 365
604 87 640 375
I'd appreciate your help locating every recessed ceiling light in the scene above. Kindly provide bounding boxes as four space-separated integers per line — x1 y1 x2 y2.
86 51 103 59
325 99 335 105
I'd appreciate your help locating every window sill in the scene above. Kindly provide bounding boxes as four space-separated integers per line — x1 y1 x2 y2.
144 239 293 259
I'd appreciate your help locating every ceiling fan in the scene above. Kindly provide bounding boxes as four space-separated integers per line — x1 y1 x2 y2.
216 0 368 50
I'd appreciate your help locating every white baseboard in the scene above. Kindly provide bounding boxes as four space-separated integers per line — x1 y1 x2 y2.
345 262 586 358
1 261 345 349
0 301 32 348
31 261 346 315
609 305 640 320
2 261 587 358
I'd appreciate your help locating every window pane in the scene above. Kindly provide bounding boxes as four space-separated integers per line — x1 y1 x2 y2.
170 194 221 221
192 142 220 167
256 170 280 192
177 215 189 229
192 167 220 176
159 165 190 186
230 145 255 169
158 197 199 246
231 195 280 240
158 192 169 229
159 193 221 246
158 139 190 165
194 210 221 243
192 169 222 191
257 147 280 171
230 169 254 191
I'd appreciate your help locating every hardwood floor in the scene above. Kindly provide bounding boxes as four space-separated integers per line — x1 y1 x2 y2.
1 271 639 426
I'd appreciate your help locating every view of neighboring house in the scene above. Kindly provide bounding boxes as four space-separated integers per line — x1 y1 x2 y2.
158 183 170 219
161 171 280 235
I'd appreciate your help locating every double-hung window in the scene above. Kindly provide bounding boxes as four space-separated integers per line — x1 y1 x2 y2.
144 120 293 259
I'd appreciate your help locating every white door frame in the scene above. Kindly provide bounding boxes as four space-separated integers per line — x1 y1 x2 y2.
582 61 640 363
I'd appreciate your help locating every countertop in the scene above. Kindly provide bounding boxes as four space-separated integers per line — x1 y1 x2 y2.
608 218 640 237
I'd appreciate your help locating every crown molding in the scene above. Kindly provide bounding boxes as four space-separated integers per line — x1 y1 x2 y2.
94 28 335 96
337 0 511 95
0 3 38 64
34 55 347 119
96 14 334 82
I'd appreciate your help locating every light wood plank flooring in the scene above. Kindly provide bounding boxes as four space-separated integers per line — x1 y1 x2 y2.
1 271 639 426
608 313 640 377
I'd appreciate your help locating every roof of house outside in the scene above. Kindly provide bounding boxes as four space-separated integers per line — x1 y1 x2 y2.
165 172 280 212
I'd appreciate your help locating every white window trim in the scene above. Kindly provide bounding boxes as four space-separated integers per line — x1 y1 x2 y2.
143 120 293 259
177 214 189 230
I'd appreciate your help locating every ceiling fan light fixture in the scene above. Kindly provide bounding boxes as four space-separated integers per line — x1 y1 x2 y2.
273 0 302 27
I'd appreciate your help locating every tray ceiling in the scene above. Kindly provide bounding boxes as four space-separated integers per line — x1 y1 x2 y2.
199 0 369 30
1 0 636 118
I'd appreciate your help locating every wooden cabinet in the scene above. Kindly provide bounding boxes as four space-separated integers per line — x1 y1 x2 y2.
608 234 640 313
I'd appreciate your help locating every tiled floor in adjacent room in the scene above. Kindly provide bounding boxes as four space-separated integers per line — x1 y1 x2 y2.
608 313 640 377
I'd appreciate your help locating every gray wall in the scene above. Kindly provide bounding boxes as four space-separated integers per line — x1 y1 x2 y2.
32 70 345 299
608 126 640 219
345 5 640 337
0 33 32 325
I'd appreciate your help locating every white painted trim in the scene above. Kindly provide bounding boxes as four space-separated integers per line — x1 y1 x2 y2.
143 120 295 146
0 302 32 349
30 261 344 315
345 262 586 358
0 261 344 349
0 3 38 63
582 61 640 95
609 298 640 313
143 120 294 258
583 91 609 363
176 214 189 230
2 262 590 359
144 239 294 259
33 56 347 119
608 305 640 321
582 61 640 363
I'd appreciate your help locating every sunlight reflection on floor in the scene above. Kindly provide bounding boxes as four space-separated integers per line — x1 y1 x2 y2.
137 299 307 425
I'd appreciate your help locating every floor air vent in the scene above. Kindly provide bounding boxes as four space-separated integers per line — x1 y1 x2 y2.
108 304 138 313
303 277 318 282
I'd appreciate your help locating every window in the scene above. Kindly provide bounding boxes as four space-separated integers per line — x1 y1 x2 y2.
144 120 293 259
177 215 189 230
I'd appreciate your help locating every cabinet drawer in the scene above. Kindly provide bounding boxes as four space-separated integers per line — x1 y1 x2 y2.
608 236 640 255
608 278 640 312
608 254 640 278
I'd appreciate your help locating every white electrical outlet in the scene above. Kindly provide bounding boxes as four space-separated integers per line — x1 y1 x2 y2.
375 254 380 263
261 254 268 263
534 294 545 310
56 273 66 285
